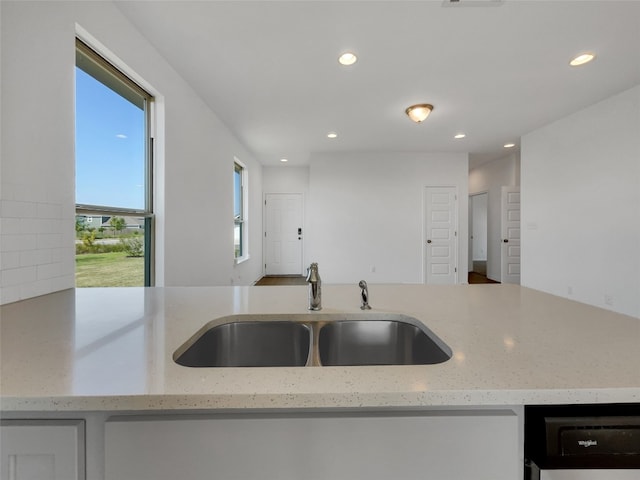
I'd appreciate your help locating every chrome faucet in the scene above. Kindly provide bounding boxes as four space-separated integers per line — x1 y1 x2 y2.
359 280 371 310
306 263 321 311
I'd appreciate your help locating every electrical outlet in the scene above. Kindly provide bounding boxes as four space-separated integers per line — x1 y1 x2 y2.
370 265 376 273
604 294 614 306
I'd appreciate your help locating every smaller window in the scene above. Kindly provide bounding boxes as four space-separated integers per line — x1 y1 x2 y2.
234 160 248 262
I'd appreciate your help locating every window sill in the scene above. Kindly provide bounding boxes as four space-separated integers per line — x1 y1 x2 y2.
234 254 250 266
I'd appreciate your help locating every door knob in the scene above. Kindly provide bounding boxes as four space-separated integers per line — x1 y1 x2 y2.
503 239 509 243
427 239 432 244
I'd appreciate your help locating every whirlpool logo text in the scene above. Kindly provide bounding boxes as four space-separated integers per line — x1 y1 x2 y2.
577 440 598 448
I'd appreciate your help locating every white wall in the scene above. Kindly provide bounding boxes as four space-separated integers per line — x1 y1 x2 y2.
0 1 263 304
263 167 310 196
308 153 469 284
1 2 76 303
469 153 520 281
521 85 640 318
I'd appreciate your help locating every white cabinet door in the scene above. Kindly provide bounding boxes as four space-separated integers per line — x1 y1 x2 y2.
106 411 518 480
0 420 84 480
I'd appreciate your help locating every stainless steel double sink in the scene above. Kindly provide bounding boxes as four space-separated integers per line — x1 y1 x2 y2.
174 313 451 367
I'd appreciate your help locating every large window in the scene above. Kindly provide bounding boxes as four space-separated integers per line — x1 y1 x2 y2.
234 159 248 262
75 39 154 286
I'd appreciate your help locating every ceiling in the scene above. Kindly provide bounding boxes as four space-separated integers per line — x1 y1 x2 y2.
114 0 640 169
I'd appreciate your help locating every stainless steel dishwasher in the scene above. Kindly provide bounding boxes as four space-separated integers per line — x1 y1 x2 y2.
524 404 640 480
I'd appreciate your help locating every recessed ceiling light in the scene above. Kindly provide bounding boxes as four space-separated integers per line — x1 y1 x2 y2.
280 158 288 163
569 53 595 67
338 52 357 66
454 133 466 139
327 131 338 139
504 143 516 148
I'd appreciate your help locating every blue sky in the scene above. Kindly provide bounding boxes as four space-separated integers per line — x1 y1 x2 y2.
75 68 145 210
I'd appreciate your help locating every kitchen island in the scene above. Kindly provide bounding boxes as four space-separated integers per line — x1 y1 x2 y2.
2 284 639 410
1 285 639 479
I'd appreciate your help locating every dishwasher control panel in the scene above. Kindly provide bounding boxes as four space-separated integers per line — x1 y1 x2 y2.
525 404 640 471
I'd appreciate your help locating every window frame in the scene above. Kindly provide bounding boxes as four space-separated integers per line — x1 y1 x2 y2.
234 158 249 264
75 38 155 285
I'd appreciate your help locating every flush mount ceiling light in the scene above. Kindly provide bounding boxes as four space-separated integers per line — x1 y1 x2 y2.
504 143 516 148
338 52 357 66
280 158 288 163
405 104 433 123
454 133 466 139
569 53 595 67
327 131 338 139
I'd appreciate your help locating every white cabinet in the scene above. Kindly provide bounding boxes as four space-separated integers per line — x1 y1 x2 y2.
0 420 84 480
105 411 518 480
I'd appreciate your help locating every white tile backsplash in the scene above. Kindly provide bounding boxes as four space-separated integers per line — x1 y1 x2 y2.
0 200 38 219
37 233 63 249
0 251 21 270
20 249 52 267
37 262 62 280
1 234 38 252
0 285 21 305
1 195 74 304
37 202 63 219
0 4 77 305
0 217 22 233
1 266 37 286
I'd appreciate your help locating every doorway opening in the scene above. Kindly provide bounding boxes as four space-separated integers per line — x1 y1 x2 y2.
468 192 497 284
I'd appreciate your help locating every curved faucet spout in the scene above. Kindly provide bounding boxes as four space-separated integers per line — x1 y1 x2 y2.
359 280 371 310
306 263 322 311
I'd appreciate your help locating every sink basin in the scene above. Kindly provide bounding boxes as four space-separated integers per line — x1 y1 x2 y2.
174 321 311 367
318 320 451 366
174 314 451 368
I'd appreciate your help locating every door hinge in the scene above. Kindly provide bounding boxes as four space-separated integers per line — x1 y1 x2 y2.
455 267 457 273
455 231 457 236
264 232 267 237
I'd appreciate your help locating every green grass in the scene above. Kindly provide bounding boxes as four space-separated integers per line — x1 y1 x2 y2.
75 252 144 287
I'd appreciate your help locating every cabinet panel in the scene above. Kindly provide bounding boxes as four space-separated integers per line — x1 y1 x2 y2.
0 420 85 480
106 412 518 479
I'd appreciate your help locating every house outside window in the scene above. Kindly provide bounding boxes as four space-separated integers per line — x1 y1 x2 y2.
234 159 248 263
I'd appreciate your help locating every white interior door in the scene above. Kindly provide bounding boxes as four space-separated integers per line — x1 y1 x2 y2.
424 186 458 284
264 193 303 275
501 186 521 284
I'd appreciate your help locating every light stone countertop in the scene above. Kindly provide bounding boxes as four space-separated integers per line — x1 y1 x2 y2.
1 285 639 412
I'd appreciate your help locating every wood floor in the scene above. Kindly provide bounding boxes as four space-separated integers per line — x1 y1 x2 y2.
254 275 307 286
468 272 499 284
468 260 499 284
